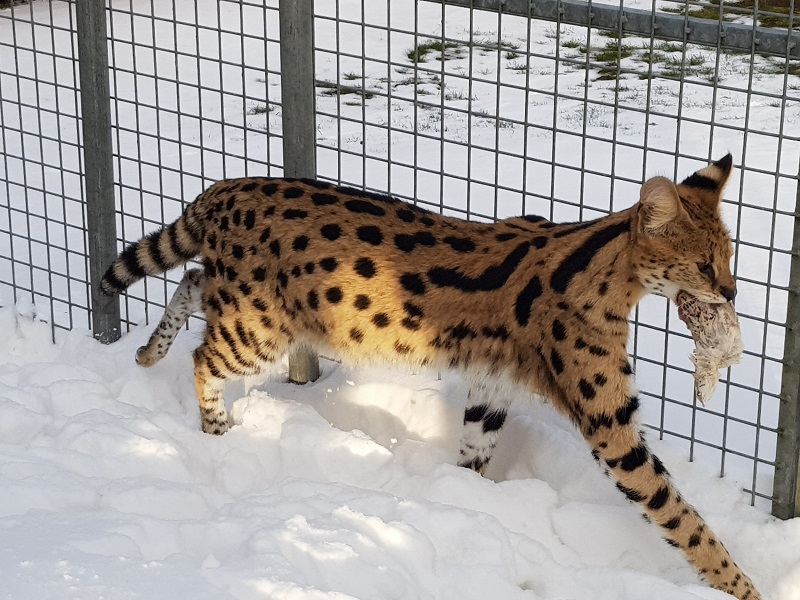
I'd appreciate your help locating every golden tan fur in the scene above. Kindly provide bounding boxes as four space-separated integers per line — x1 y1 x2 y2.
101 155 759 599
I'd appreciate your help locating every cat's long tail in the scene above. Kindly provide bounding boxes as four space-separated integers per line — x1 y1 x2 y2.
99 196 207 296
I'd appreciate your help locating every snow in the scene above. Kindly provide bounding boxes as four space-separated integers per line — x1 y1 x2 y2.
2 0 800 597
0 305 798 599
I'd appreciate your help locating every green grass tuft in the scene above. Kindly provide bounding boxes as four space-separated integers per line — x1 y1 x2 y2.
316 80 375 99
407 40 464 63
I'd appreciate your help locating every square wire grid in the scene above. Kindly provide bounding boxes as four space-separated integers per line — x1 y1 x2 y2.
1 0 798 510
0 1 90 332
104 0 284 328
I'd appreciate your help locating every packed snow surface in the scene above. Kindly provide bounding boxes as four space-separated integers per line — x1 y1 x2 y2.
2 0 800 597
0 305 797 599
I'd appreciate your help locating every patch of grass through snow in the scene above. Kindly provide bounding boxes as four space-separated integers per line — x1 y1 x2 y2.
316 80 376 99
662 0 800 28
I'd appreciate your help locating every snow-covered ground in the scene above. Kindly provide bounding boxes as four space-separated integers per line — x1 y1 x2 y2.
1 304 799 599
2 0 800 597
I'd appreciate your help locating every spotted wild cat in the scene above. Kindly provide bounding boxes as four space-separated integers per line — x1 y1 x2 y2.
101 155 759 599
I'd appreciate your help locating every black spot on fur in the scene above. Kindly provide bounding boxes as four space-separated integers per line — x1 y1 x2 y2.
619 445 650 472
307 290 319 310
404 302 424 318
688 534 702 548
621 362 633 375
648 486 670 510
277 271 288 288
260 228 271 243
203 258 216 278
587 413 613 435
464 404 488 422
283 187 304 199
400 273 426 295
291 266 301 278
444 236 476 252
357 226 383 246
293 236 309 251
430 242 531 293
269 240 281 257
354 294 371 310
320 257 338 272
652 455 668 476
401 302 423 330
326 287 343 304
663 517 682 530
594 373 607 386
482 325 510 340
521 214 546 223
354 257 376 278
395 232 436 252
447 322 477 340
531 236 548 249
617 482 647 503
550 349 564 374
550 221 631 293
349 328 364 342
681 173 719 191
372 313 390 328
261 183 279 196
552 319 567 341
312 193 338 206
579 379 596 400
321 224 342 241
206 295 223 314
394 341 411 354
336 185 398 204
244 209 256 230
515 276 542 326
397 209 416 223
402 317 420 331
304 262 315 274
615 396 640 425
345 199 386 216
232 245 244 259
283 208 307 220
552 218 602 239
495 232 517 242
483 410 507 433
240 181 258 193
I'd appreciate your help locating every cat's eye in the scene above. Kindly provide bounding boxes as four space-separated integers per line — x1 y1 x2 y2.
698 262 715 281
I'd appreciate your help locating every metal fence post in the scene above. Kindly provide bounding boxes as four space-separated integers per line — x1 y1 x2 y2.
774 162 800 520
279 0 320 383
76 0 120 344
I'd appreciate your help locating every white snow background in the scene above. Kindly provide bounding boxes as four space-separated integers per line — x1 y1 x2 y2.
2 0 800 598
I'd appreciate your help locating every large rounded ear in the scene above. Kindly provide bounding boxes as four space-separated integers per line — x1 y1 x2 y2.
639 176 689 234
680 153 734 195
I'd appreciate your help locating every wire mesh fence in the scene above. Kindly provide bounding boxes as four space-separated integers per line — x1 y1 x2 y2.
1 0 798 517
